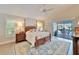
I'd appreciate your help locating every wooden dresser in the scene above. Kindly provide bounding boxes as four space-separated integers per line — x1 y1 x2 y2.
73 35 79 55
73 27 79 55
16 32 26 43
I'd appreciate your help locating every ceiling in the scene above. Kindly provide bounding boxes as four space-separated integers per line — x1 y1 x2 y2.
0 4 75 19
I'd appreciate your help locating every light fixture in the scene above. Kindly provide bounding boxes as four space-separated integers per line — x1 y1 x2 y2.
36 20 44 31
16 21 24 34
77 21 79 25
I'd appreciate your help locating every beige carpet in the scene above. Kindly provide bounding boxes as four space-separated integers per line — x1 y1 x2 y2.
0 41 31 55
0 42 15 55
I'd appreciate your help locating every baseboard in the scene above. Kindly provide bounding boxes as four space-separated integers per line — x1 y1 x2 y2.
0 39 15 45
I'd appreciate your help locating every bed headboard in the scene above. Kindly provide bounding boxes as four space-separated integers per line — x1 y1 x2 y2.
25 26 36 32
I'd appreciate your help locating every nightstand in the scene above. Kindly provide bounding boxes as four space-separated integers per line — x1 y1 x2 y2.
16 32 26 43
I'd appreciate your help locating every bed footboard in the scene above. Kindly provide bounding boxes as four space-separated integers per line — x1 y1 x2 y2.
35 34 51 47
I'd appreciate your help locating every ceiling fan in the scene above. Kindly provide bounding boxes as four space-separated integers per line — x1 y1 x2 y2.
40 5 54 13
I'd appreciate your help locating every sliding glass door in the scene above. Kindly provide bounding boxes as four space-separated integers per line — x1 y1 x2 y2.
52 19 74 40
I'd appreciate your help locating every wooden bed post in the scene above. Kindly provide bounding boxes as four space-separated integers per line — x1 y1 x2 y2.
35 36 38 47
49 34 51 42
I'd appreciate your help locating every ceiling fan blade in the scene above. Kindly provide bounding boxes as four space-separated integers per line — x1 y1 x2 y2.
42 8 54 13
46 8 54 11
40 5 54 13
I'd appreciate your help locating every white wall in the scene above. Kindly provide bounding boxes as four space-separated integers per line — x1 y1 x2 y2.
0 14 6 40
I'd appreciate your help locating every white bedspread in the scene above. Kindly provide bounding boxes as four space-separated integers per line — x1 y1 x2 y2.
26 31 49 47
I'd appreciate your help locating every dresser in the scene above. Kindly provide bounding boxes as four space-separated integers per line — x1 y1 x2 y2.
16 32 26 43
73 27 79 55
73 35 79 55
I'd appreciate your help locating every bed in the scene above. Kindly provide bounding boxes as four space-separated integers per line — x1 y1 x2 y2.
25 26 51 47
16 26 51 47
26 31 51 47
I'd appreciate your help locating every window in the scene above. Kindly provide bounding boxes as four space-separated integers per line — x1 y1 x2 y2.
5 20 15 38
